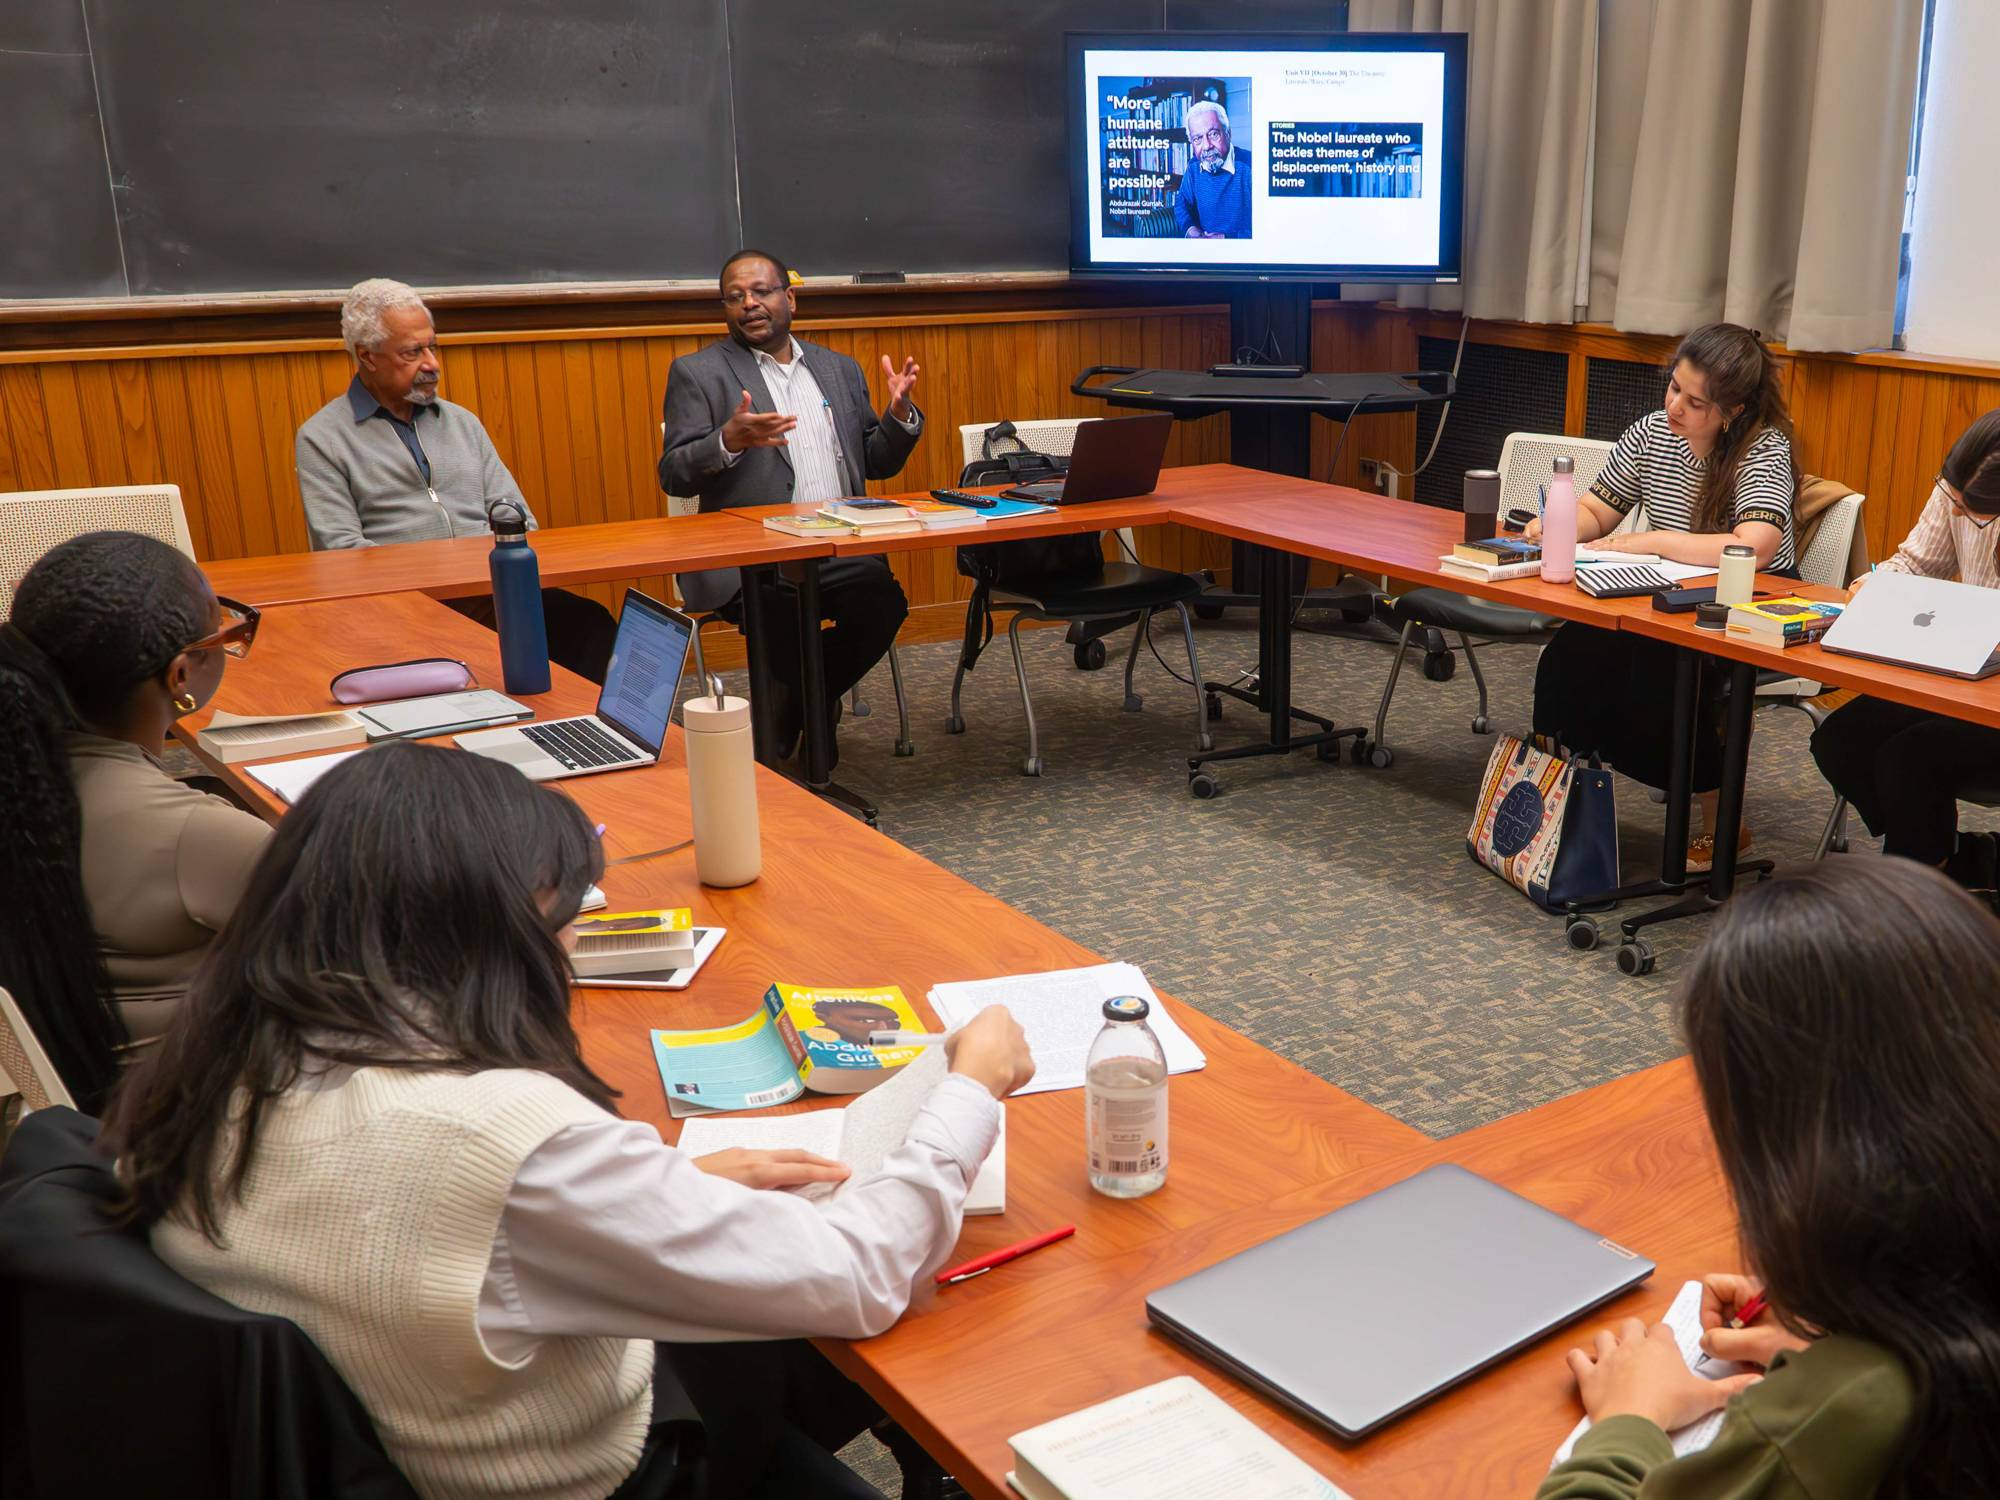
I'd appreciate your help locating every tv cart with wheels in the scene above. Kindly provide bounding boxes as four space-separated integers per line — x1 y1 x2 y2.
1071 330 1454 799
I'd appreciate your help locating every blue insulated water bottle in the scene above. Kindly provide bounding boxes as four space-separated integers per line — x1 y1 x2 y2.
487 501 551 694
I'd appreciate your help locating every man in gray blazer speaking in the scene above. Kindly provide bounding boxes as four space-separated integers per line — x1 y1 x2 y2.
660 249 922 763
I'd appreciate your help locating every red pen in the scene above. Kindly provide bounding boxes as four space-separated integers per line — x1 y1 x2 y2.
1696 1289 1770 1368
935 1225 1077 1286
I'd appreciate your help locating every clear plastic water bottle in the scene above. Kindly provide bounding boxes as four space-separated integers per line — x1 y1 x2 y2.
1086 996 1169 1198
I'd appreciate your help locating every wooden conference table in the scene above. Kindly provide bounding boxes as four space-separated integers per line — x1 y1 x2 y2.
179 587 1735 1499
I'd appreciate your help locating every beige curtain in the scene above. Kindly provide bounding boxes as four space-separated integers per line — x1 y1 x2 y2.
1346 0 1598 321
1598 0 1924 350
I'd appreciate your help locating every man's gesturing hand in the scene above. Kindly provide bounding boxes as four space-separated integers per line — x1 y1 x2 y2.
721 389 797 453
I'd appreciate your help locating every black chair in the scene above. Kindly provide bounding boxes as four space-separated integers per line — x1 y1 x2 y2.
0 1108 417 1500
1362 589 1563 767
945 452 1210 776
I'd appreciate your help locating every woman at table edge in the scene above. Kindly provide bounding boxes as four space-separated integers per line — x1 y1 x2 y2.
105 742 1034 1499
1539 858 2000 1499
1526 323 1799 871
1809 409 2000 904
0 530 270 1116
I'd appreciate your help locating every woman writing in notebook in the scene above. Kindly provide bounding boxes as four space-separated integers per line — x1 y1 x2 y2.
1810 411 2000 904
106 742 1031 1500
1526 323 1798 870
0 530 269 1114
1540 858 2000 1499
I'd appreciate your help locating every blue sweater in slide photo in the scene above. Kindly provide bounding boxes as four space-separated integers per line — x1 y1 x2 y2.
1173 148 1253 238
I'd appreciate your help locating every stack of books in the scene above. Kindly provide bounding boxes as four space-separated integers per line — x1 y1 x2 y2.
1439 535 1542 582
569 907 695 977
763 498 937 537
1725 595 1844 647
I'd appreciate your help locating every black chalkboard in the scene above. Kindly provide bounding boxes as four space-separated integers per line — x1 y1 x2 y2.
0 6 125 298
85 0 741 294
2 0 1351 298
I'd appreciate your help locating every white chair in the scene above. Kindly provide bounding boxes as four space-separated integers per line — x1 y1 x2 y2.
0 484 195 613
1363 434 1619 767
0 986 76 1113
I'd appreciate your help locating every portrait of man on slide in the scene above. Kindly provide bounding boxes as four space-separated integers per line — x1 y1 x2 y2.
1174 99 1252 240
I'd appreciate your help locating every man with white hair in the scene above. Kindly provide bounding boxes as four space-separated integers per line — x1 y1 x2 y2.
295 278 616 678
1172 99 1252 240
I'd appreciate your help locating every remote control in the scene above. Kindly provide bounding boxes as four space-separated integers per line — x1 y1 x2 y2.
930 488 999 509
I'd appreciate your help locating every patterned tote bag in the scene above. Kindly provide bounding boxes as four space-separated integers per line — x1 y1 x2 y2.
1467 734 1619 912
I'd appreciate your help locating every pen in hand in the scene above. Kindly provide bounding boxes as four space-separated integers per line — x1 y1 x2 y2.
1695 1289 1770 1369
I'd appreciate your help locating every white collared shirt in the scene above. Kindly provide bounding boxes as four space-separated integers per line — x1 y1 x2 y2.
292 1054 1001 1357
715 338 920 509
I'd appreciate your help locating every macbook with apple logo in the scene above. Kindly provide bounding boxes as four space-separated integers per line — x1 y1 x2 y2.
1821 570 2000 679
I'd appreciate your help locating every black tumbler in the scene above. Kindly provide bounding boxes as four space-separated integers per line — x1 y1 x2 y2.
1462 468 1501 543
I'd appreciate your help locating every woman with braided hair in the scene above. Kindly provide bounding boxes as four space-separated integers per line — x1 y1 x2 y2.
0 530 269 1112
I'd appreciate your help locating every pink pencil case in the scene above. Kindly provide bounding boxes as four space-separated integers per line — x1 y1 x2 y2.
329 658 476 704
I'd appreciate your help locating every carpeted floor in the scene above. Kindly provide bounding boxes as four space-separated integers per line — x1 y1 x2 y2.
797 607 1887 1141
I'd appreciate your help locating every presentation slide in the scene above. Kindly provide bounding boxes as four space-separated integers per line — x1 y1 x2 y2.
1080 47 1449 271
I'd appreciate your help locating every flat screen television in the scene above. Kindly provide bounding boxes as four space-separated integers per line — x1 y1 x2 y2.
1067 32 1467 282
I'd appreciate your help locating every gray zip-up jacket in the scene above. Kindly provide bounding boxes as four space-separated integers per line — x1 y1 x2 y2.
295 377 536 548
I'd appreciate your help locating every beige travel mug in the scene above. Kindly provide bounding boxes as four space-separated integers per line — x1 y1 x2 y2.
682 634 760 887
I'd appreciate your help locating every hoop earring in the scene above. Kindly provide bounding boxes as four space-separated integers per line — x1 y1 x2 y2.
172 692 198 714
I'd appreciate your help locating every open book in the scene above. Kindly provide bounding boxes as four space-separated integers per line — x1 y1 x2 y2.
1006 1376 1351 1500
675 1046 1004 1212
1551 1280 1747 1467
651 983 928 1116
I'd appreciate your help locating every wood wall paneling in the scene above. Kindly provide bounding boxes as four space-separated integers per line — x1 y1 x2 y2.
13 293 2000 638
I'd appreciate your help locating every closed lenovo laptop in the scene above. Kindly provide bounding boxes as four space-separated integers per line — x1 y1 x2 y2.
1003 413 1173 505
1820 570 2000 680
456 589 694 781
1144 1164 1654 1440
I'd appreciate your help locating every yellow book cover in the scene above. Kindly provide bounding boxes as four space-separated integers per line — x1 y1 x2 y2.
769 983 926 1094
571 908 695 976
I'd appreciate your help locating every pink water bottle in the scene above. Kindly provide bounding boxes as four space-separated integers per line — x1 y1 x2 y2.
1540 455 1578 583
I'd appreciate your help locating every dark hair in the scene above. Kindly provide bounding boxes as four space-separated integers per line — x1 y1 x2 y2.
1940 409 2000 517
0 531 216 1113
1682 859 2000 1495
105 742 610 1240
719 248 792 292
1669 323 1798 534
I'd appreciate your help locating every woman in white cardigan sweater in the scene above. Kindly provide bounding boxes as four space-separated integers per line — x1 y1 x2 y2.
105 742 1031 1500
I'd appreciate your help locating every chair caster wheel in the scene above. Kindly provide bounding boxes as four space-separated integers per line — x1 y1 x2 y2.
1196 732 1215 753
1615 939 1655 977
1422 650 1456 683
894 740 915 758
850 699 873 719
1123 693 1143 713
1075 639 1107 671
1188 770 1220 799
1317 740 1342 763
1349 738 1369 765
944 714 965 735
1205 692 1223 722
1193 600 1226 621
1020 756 1044 777
1369 745 1395 769
1829 835 1849 854
1565 917 1601 952
1472 715 1491 734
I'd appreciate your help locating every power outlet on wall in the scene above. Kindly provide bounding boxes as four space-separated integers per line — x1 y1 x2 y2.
1360 460 1400 498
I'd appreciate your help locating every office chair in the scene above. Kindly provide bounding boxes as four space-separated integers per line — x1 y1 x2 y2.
946 443 1210 777
1361 435 1617 767
661 493 913 757
0 485 196 612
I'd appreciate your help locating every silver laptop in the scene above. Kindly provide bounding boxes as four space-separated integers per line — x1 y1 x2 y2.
456 589 694 780
1820 570 2000 679
1144 1164 1654 1440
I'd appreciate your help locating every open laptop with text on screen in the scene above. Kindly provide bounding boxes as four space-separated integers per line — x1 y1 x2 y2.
1819 570 2000 680
1002 413 1174 505
456 589 694 781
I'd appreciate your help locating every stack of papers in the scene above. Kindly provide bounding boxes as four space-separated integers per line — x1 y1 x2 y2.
928 962 1205 1096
